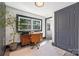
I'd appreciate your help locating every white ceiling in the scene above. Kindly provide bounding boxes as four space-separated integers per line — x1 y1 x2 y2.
5 2 75 17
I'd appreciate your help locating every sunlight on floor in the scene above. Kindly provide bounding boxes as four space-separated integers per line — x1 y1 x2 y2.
40 40 48 47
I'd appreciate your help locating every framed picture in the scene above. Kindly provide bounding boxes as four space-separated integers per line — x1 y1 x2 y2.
32 19 42 31
47 23 50 31
16 14 42 32
17 16 31 31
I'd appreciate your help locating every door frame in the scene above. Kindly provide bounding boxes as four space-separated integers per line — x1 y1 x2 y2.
45 17 52 38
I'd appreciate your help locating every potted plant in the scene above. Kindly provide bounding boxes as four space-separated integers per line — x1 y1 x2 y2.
6 13 18 51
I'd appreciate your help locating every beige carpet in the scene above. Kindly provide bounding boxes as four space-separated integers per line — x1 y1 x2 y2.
9 40 74 56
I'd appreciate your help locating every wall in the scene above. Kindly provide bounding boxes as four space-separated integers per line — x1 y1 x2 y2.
0 2 6 56
5 6 45 45
52 13 55 43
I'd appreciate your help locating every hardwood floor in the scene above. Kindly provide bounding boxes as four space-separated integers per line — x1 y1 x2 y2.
4 40 75 56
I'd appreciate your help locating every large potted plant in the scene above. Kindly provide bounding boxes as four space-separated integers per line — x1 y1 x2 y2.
6 13 18 51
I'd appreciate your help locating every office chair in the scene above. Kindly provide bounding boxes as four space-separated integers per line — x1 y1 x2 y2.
30 33 42 49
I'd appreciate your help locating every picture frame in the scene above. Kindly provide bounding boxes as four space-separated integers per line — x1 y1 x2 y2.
16 14 42 32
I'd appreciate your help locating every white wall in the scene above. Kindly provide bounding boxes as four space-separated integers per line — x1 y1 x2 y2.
6 6 45 45
52 13 55 43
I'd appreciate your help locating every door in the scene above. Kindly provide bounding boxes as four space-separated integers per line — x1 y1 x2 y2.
55 5 75 52
46 18 52 40
55 9 70 50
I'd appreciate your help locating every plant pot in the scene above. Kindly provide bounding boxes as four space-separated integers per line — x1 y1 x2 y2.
9 42 17 51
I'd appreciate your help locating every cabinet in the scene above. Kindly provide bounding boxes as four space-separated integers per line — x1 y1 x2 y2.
20 33 43 46
55 3 79 55
20 34 31 45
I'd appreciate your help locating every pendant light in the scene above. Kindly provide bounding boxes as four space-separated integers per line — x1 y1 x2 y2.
35 2 44 7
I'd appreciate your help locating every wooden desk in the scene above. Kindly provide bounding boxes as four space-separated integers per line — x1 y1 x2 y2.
20 33 43 46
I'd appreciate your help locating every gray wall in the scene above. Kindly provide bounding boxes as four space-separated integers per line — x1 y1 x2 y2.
0 2 6 55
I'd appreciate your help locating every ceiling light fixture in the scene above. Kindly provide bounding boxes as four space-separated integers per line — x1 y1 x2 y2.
35 2 44 7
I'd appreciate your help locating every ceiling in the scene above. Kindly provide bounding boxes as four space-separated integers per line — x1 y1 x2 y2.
5 2 75 17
